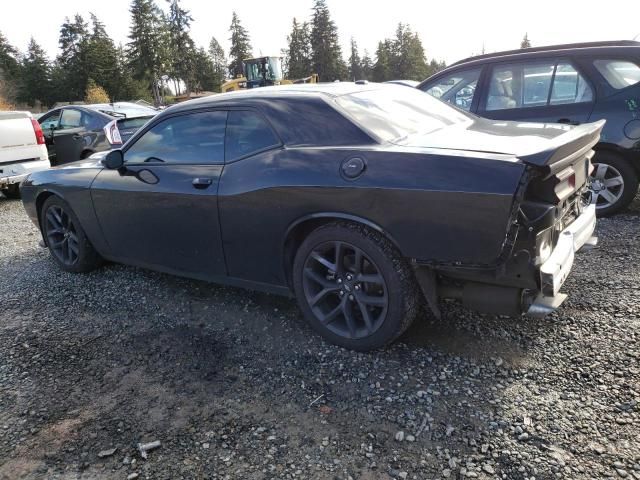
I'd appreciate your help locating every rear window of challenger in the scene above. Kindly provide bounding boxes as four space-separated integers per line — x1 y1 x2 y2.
334 87 471 142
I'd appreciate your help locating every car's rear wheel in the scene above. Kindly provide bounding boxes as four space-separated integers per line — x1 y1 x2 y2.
1 184 20 199
42 196 102 273
293 222 420 351
590 152 638 217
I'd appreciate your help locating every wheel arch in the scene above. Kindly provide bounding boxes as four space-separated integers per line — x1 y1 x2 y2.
593 142 640 175
281 213 403 289
35 189 64 232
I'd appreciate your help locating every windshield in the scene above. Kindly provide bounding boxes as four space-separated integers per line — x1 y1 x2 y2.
245 58 283 82
334 86 471 142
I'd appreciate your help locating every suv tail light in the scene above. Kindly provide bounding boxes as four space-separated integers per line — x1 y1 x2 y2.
31 118 45 145
104 120 123 145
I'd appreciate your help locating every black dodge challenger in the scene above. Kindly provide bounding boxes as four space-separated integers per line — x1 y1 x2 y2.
21 83 601 350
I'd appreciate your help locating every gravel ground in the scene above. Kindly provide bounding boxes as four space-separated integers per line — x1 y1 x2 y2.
0 194 638 480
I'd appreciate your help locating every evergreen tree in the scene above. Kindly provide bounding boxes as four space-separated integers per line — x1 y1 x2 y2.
18 38 51 107
228 12 252 78
426 58 446 77
0 31 20 102
56 14 89 100
192 47 218 92
167 0 196 95
127 0 166 104
113 44 152 102
520 33 531 49
348 38 362 81
373 40 392 82
310 0 346 81
390 23 428 80
373 24 431 81
282 18 312 80
208 36 227 89
360 49 374 80
84 13 119 99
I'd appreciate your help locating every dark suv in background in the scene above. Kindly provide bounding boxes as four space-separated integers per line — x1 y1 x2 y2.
418 40 640 216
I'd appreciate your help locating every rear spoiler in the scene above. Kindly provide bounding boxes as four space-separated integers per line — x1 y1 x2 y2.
519 120 605 173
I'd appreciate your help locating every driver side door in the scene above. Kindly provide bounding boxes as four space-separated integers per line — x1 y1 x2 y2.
90 110 229 279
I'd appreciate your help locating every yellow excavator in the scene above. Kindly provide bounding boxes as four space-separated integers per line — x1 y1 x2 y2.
221 56 319 93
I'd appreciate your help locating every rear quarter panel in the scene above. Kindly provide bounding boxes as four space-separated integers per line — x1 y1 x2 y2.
219 147 525 286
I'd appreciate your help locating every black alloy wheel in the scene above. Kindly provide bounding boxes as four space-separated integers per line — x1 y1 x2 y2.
293 222 420 351
41 196 102 273
302 240 388 340
45 205 80 266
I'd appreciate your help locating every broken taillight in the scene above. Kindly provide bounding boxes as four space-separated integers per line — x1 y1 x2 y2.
103 120 123 146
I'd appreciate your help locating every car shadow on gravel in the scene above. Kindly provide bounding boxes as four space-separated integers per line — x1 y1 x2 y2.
2 197 639 479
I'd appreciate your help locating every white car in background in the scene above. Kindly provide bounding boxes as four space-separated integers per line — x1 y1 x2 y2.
0 111 49 199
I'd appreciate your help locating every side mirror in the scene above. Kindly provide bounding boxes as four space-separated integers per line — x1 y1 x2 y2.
102 150 124 170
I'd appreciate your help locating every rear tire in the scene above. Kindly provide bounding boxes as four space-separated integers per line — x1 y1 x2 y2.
590 152 638 217
1 184 20 199
292 222 420 351
41 196 102 273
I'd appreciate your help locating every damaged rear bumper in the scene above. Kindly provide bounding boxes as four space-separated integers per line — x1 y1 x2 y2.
528 203 597 317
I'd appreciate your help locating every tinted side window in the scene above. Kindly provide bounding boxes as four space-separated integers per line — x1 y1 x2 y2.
522 63 554 107
225 111 280 161
550 63 593 105
594 59 640 89
486 60 593 111
422 68 481 111
125 111 227 164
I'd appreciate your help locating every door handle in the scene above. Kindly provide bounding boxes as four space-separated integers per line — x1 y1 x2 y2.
557 118 580 126
192 177 213 189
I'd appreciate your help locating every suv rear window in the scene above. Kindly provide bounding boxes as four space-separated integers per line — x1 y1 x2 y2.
594 60 640 89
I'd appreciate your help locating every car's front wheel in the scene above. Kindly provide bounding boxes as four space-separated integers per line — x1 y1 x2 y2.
293 222 420 351
590 152 638 217
41 196 102 273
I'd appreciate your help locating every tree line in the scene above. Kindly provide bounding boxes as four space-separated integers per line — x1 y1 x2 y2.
0 0 447 110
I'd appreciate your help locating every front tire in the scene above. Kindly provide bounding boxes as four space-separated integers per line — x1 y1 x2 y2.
1 184 20 199
293 222 420 351
41 196 102 273
590 152 638 217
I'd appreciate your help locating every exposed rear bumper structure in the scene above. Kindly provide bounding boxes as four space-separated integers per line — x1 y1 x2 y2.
527 203 597 317
417 203 598 319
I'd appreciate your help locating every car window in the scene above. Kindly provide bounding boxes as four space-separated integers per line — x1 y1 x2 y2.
594 59 640 89
59 109 86 129
225 111 280 161
422 68 481 112
486 60 592 111
550 62 593 105
125 111 227 165
335 86 471 142
522 63 554 107
39 110 61 130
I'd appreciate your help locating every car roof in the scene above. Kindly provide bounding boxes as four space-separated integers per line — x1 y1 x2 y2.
449 40 640 68
165 82 401 114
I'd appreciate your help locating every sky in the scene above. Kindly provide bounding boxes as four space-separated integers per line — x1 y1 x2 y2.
1 0 639 68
